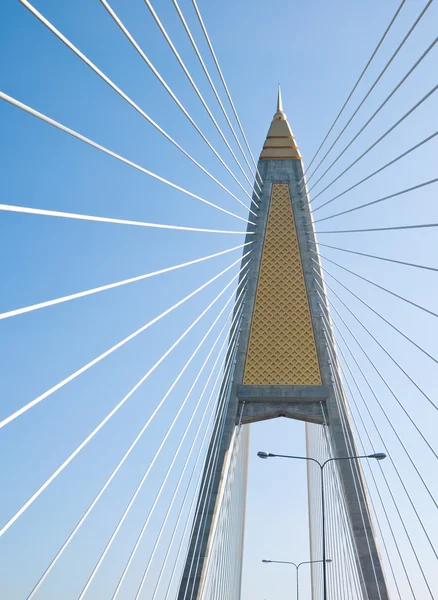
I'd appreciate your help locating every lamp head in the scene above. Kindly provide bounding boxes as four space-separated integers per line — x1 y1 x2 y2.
369 452 386 461
262 559 271 563
257 451 271 459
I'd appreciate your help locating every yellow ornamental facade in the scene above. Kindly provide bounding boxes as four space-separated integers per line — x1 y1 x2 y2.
244 184 321 385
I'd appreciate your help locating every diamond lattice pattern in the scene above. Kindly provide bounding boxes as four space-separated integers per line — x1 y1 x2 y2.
244 184 321 385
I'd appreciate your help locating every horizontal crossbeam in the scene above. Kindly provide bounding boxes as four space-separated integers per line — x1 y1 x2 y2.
237 385 328 425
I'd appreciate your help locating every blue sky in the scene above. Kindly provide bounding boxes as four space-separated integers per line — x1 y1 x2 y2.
1 0 437 599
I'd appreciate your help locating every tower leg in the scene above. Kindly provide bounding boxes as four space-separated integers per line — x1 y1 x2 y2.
177 382 241 600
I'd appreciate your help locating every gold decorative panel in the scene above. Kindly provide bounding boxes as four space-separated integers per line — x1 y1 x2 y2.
243 184 321 385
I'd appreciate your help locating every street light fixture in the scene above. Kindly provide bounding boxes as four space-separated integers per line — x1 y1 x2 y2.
371 453 386 460
262 558 332 600
257 451 271 459
257 451 386 600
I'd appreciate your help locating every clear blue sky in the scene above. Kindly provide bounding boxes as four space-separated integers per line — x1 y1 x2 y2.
1 0 437 599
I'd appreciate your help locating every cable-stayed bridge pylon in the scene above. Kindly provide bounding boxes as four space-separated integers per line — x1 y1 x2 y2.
178 89 389 600
1 1 437 599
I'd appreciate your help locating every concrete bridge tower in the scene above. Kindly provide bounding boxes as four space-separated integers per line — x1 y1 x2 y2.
178 89 389 600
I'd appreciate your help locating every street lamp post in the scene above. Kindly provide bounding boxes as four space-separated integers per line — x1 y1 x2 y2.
262 558 331 600
257 451 386 600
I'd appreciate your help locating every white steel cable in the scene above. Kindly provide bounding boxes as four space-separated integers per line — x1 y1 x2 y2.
336 357 412 600
20 0 256 218
316 282 438 505
191 0 261 180
318 405 369 600
181 322 248 600
312 178 438 224
171 0 261 193
305 0 433 185
142 0 261 203
191 405 247 600
307 35 438 193
324 340 384 600
184 432 240 600
321 307 437 597
196 425 243 600
317 223 438 234
23 288 247 600
339 349 429 599
319 275 438 497
325 440 359 600
0 203 251 234
205 456 231 599
0 244 252 430
113 287 246 599
201 435 236 600
309 319 372 600
131 289 247 600
0 257 251 539
76 269 249 600
99 0 259 211
152 320 242 600
334 334 438 579
198 401 247 600
314 254 438 364
313 255 438 413
309 83 438 201
310 130 438 214
212 427 245 600
154 359 233 600
137 362 236 600
0 92 255 226
218 428 242 600
0 242 248 321
169 336 240 600
301 0 406 178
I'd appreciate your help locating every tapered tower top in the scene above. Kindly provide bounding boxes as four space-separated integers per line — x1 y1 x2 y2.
259 86 302 160
277 83 283 112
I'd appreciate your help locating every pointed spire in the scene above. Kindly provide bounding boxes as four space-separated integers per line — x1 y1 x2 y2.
277 84 283 113
259 87 302 161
